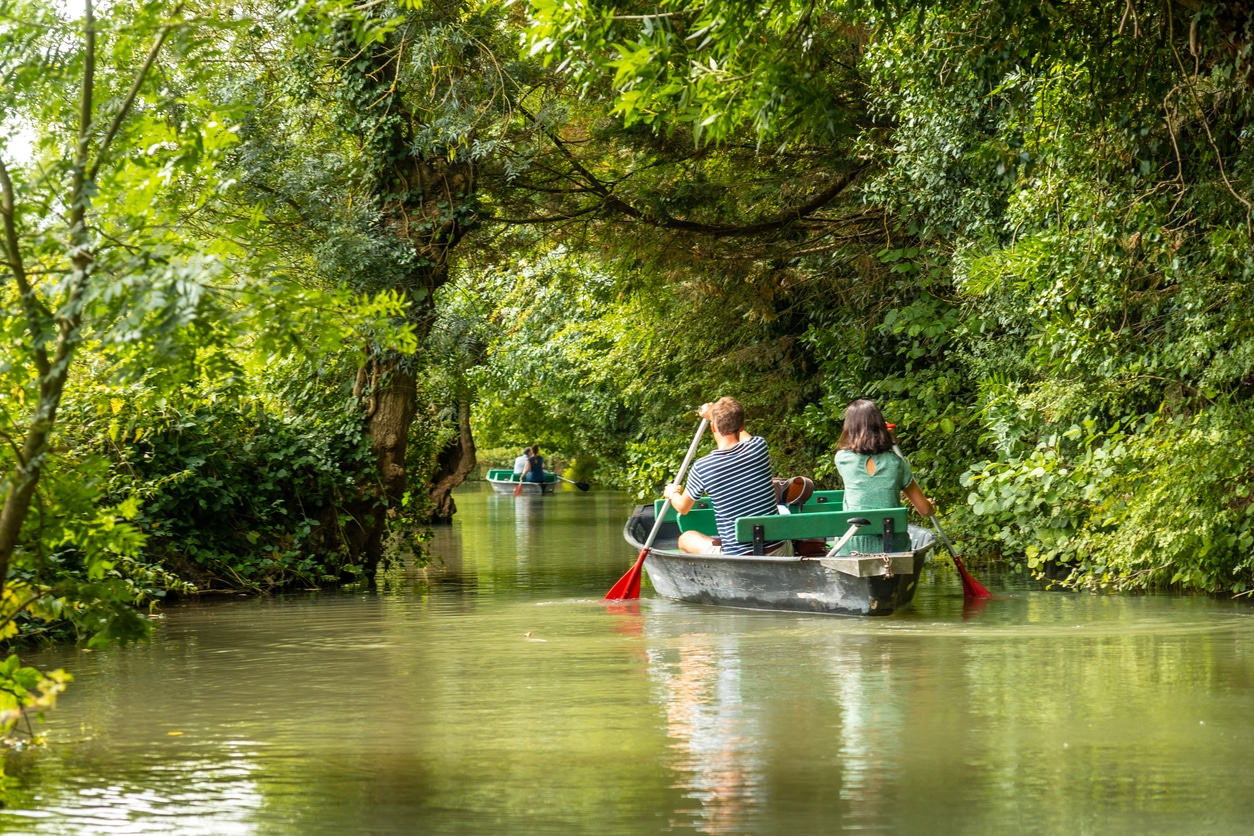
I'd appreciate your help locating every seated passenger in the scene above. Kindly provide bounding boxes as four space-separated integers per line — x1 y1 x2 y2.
834 400 934 554
835 399 934 515
663 397 786 555
521 444 546 483
513 447 531 478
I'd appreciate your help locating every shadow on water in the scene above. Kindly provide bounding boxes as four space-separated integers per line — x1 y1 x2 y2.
2 482 1254 834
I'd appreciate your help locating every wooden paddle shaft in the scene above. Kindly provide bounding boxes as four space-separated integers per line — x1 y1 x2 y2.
640 418 710 552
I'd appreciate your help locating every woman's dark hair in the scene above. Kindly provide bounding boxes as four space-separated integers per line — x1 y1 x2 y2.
837 399 894 455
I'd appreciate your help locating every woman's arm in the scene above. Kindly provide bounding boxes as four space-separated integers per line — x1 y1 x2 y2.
903 481 934 516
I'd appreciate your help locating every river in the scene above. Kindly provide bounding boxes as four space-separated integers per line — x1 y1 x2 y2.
1 484 1252 833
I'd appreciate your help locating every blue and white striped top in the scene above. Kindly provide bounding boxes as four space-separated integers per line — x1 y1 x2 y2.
685 435 779 556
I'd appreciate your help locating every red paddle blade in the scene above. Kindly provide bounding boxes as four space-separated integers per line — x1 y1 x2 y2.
953 555 992 599
605 548 647 600
513 481 523 496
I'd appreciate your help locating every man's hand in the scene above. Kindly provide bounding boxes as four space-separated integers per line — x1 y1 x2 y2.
697 402 714 421
663 483 694 514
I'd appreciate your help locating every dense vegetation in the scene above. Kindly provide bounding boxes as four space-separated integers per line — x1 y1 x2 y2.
1 0 1251 727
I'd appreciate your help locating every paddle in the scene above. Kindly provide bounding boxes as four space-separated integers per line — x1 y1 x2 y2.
928 513 992 599
605 418 709 600
887 427 991 599
512 476 523 496
824 517 871 558
556 474 591 492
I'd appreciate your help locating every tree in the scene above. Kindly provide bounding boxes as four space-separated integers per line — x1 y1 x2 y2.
0 0 220 639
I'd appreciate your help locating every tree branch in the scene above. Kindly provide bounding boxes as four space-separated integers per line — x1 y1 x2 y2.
0 158 52 379
87 3 187 183
521 104 868 238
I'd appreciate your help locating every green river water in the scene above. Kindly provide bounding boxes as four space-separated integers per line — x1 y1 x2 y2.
1 483 1253 834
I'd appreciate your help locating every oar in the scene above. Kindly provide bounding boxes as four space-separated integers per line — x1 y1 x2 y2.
824 518 871 558
605 418 709 600
556 474 591 492
888 433 991 599
512 476 523 496
927 513 991 598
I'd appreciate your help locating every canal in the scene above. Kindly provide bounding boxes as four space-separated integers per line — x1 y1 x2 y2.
1 484 1252 833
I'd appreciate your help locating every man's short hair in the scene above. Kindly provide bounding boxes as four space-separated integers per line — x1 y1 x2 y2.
709 397 745 435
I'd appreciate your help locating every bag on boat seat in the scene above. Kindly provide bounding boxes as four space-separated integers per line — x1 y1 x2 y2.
773 476 814 511
774 478 818 554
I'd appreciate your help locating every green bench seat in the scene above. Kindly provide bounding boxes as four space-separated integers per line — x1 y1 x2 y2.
657 490 849 541
800 490 843 512
489 469 557 483
653 498 719 536
734 507 910 555
656 490 880 548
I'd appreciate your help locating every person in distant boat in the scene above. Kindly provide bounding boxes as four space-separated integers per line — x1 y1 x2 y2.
663 397 786 555
521 444 546 483
513 447 531 476
835 399 934 516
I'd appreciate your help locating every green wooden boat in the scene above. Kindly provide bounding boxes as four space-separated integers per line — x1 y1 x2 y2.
486 468 559 494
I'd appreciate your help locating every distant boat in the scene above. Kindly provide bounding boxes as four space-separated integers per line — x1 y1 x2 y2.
486 469 558 494
623 490 936 616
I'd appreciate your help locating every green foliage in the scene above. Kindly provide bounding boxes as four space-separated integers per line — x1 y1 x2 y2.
521 0 1254 596
455 243 836 497
526 0 863 145
57 360 376 591
853 0 1254 591
0 0 423 744
459 249 631 461
0 653 70 741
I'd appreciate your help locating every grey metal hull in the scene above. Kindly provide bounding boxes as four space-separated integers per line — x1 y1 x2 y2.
624 506 935 617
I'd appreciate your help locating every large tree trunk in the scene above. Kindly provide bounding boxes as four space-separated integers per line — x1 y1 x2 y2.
428 399 476 523
342 355 417 578
331 20 481 574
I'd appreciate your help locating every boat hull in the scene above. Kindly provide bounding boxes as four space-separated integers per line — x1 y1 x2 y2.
488 478 557 494
623 506 935 616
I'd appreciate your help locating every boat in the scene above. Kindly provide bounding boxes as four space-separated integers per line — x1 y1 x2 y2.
622 490 936 616
486 468 559 494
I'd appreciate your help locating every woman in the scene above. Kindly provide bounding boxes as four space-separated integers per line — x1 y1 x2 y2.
835 400 933 550
520 444 546 483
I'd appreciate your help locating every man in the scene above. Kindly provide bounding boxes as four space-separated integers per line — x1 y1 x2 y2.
662 397 784 555
512 447 530 476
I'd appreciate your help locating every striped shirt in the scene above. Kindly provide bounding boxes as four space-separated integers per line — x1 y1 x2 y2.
685 434 779 556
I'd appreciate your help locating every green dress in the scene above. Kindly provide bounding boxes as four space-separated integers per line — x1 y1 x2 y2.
834 449 913 553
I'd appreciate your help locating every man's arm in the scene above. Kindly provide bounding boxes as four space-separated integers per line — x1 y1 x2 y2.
663 483 696 515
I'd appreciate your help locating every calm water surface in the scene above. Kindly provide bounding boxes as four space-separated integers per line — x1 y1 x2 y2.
2 484 1253 834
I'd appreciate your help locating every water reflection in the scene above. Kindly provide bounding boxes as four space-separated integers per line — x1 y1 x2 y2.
650 635 762 833
829 637 899 828
2 485 1254 834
